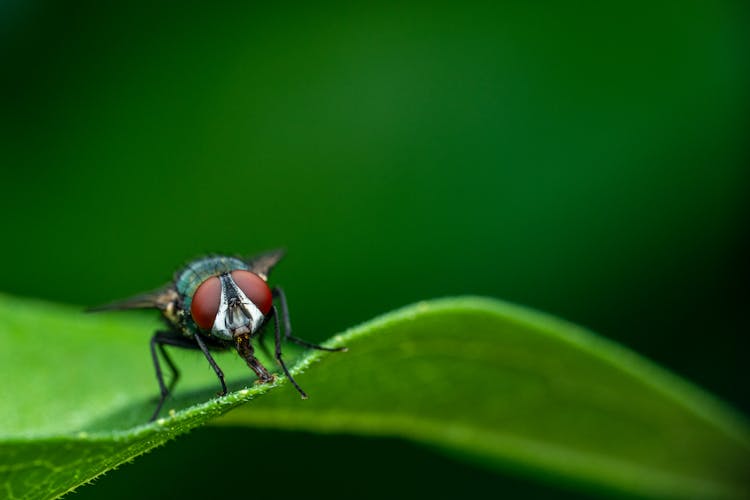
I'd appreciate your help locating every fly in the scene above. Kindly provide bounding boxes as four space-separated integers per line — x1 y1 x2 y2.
90 250 346 421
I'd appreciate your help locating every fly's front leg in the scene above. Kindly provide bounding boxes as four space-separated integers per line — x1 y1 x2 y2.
272 286 347 352
270 305 308 398
193 333 227 396
253 325 274 363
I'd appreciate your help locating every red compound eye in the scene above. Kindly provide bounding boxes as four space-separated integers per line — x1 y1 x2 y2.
191 276 221 330
231 270 273 314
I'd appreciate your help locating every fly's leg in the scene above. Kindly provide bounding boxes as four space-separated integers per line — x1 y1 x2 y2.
149 334 170 421
149 331 195 422
272 286 347 352
193 333 228 396
253 326 274 363
271 305 308 399
157 343 180 393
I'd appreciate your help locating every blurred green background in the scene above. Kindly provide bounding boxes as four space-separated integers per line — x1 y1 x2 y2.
1 0 748 497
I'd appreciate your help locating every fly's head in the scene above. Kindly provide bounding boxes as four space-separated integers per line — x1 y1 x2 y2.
190 270 272 341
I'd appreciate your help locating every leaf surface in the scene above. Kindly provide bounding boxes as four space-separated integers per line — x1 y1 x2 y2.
0 294 747 499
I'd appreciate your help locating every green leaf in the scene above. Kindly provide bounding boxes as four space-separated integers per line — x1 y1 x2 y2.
0 294 748 499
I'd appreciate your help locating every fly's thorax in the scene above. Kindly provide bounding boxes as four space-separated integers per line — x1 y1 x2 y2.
162 299 180 326
175 256 249 312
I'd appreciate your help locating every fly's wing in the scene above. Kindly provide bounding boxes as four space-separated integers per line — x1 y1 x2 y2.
245 248 285 281
87 285 178 312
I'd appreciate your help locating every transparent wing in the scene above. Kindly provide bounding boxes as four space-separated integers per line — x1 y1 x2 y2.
87 286 178 312
244 248 285 281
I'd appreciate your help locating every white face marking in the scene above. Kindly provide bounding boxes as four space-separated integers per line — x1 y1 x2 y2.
211 274 265 340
